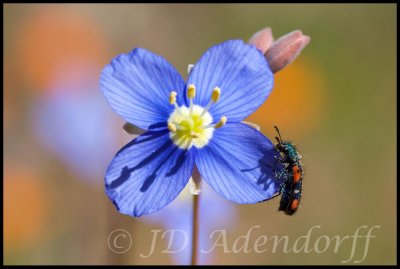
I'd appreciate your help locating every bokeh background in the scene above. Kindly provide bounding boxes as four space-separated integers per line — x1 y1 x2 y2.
4 4 396 265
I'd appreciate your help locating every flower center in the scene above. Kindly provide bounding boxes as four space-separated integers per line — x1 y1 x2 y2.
167 84 227 149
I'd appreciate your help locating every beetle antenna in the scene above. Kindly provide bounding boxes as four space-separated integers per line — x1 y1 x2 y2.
274 126 283 142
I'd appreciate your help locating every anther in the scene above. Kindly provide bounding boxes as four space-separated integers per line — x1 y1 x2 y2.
188 84 196 115
211 87 221 102
200 86 221 118
169 91 177 104
187 84 196 99
168 123 177 132
214 116 227 129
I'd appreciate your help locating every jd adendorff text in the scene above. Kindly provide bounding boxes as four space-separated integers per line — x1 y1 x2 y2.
108 225 380 264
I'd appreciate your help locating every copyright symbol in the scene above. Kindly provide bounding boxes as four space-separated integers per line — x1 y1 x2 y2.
108 229 132 254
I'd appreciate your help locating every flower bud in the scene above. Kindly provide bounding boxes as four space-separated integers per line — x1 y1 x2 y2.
248 27 274 54
265 30 310 73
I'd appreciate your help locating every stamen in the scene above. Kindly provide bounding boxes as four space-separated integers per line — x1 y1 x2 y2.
169 91 177 104
169 91 179 109
188 84 196 115
200 87 221 118
168 123 177 132
211 87 221 102
187 84 196 99
214 116 227 129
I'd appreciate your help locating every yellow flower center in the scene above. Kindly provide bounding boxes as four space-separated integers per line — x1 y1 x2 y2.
167 84 227 149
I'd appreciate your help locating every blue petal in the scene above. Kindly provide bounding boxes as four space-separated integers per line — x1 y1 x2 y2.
187 40 273 122
105 130 194 217
100 48 186 130
194 123 284 203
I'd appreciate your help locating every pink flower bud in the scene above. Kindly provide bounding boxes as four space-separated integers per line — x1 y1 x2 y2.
265 30 310 73
248 27 274 54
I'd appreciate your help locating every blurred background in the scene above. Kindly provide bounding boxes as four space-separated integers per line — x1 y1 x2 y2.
4 4 396 265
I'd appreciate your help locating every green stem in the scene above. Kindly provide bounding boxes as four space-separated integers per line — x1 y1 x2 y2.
191 194 200 265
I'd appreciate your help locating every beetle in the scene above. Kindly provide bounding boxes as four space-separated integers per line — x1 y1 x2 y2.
273 126 304 215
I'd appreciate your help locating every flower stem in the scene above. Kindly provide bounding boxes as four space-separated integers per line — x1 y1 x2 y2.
191 194 200 265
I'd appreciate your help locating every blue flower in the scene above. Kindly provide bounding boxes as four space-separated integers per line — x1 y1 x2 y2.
32 65 121 183
100 40 284 217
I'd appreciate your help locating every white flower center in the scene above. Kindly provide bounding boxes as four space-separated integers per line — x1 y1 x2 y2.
167 84 227 149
